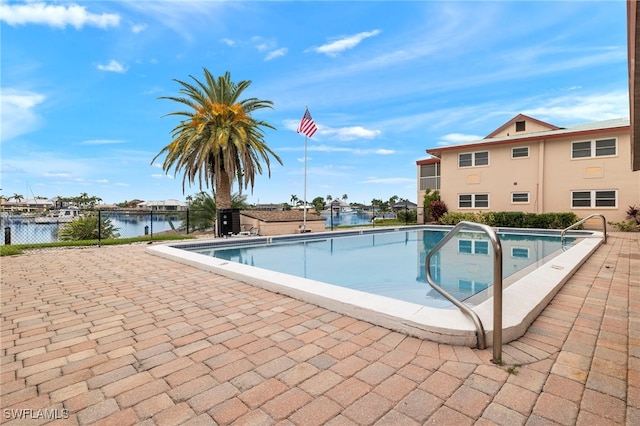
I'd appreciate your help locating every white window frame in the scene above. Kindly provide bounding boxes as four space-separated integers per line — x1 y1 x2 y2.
419 163 440 191
570 189 618 208
571 138 617 159
511 146 529 159
457 239 490 255
511 247 530 259
458 151 489 168
511 192 530 204
458 193 489 209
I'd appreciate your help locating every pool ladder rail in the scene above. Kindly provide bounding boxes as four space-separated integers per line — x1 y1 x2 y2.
424 221 503 364
425 216 607 364
561 213 607 246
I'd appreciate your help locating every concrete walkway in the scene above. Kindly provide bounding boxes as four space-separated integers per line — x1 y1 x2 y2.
1 233 638 425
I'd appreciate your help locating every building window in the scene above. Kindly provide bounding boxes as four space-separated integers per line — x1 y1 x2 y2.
511 192 529 203
458 151 489 168
572 138 617 159
515 120 526 132
458 240 489 255
458 280 489 293
419 163 440 191
571 190 617 208
511 247 530 259
511 146 529 158
459 193 489 208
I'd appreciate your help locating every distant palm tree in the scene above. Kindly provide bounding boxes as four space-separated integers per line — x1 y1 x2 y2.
152 69 282 211
12 193 24 203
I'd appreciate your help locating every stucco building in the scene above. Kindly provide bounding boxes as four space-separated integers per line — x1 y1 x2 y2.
417 114 640 224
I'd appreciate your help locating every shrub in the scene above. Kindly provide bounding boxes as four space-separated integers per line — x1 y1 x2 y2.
438 212 484 225
429 200 449 221
438 211 580 229
627 205 640 225
58 215 120 240
396 209 417 223
608 204 640 232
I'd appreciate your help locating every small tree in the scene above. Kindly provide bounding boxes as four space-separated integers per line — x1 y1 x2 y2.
423 190 441 222
58 215 119 240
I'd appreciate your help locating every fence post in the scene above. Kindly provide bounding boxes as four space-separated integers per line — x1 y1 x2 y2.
150 210 153 238
186 209 190 234
98 210 102 247
4 226 10 245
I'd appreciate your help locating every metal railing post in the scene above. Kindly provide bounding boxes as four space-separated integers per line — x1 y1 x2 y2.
424 221 503 363
561 213 607 245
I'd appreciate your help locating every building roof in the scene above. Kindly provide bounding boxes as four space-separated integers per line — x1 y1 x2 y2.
427 117 629 157
138 199 187 207
416 157 440 166
241 210 325 223
484 113 561 138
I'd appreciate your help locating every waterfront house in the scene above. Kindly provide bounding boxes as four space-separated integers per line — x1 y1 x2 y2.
137 199 187 212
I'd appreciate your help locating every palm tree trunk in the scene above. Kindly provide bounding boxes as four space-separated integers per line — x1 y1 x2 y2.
215 170 233 210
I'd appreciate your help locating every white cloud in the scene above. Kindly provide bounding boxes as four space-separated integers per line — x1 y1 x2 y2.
324 126 382 141
96 60 128 73
81 139 126 145
311 29 381 57
265 48 288 61
131 23 148 33
43 172 72 178
0 2 120 29
221 38 236 47
360 177 414 185
436 133 483 147
151 173 174 179
523 91 629 123
0 88 46 142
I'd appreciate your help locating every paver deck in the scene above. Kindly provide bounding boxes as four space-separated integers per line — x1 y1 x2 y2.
1 232 638 425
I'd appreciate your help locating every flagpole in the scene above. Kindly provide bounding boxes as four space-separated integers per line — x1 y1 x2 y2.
303 134 308 231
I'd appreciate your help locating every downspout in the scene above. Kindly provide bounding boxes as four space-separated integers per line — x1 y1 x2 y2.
538 140 545 213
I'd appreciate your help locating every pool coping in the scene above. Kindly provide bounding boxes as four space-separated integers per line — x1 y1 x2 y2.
146 225 604 347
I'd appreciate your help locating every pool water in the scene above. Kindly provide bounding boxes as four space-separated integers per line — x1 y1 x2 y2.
190 229 571 309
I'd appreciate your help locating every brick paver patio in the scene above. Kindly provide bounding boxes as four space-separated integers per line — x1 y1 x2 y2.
1 232 638 425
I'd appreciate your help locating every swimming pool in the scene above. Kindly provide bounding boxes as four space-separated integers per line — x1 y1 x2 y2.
147 225 604 346
186 229 569 309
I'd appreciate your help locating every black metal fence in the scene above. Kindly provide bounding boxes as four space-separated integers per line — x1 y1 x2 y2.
0 208 214 246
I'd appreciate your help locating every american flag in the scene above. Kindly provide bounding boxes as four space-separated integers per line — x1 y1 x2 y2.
297 108 318 138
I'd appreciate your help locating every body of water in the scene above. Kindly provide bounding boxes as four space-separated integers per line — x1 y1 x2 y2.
1 213 183 245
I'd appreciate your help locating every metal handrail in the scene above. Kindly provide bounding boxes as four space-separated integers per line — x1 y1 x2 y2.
425 221 503 363
561 213 607 245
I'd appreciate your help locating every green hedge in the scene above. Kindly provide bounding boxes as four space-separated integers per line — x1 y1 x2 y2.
438 211 580 229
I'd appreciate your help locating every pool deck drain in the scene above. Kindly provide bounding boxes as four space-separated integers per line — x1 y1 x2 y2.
1 232 638 425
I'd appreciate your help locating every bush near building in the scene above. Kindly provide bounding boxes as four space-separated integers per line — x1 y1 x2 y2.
439 211 580 229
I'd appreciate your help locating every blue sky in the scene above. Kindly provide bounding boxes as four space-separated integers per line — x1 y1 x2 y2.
0 1 629 206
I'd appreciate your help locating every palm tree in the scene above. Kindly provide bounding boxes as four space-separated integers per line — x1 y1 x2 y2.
12 193 24 203
152 69 283 211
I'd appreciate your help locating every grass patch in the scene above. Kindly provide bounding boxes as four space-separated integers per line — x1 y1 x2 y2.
0 234 194 257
